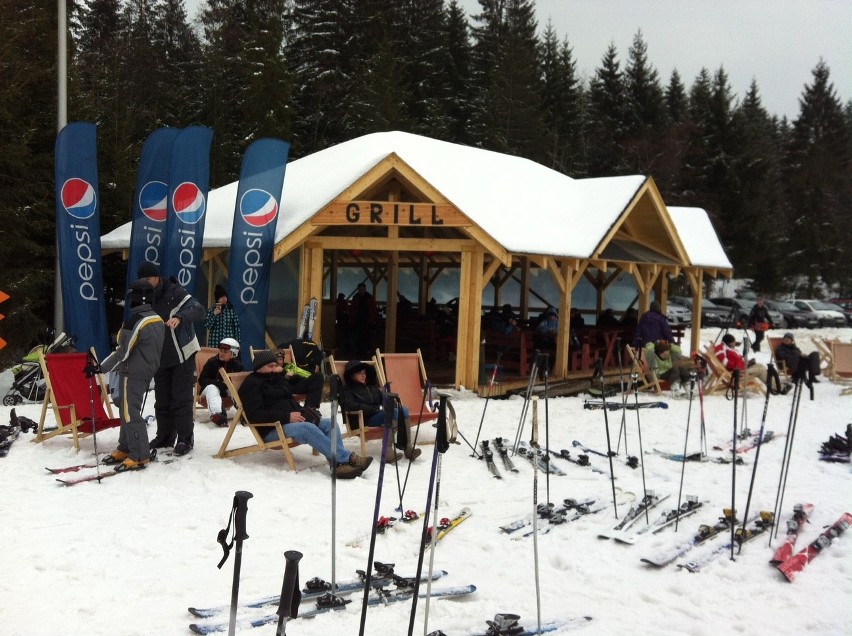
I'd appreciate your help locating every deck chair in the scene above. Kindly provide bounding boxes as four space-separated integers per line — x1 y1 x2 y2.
624 345 664 394
195 347 234 416
329 355 385 456
35 351 121 450
702 344 766 396
374 348 439 425
828 341 852 395
811 337 836 379
767 336 792 377
213 370 306 471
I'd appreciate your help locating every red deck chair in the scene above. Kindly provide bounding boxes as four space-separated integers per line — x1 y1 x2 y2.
374 349 439 425
35 351 121 451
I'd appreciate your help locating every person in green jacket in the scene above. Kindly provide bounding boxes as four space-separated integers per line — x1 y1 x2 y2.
644 340 695 398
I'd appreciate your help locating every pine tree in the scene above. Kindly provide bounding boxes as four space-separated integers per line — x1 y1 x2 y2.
442 0 476 144
623 30 667 173
586 43 627 175
785 60 852 294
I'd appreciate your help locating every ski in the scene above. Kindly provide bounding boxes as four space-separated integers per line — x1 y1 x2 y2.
188 567 447 618
650 448 744 465
713 430 781 453
583 399 668 410
449 612 593 635
500 497 596 535
188 584 476 634
571 439 615 460
517 442 566 476
0 425 22 457
306 296 318 341
640 509 755 568
677 510 775 572
598 491 670 540
55 468 130 486
514 501 606 539
480 440 502 479
425 507 472 547
297 303 310 339
492 437 519 473
769 503 814 565
777 512 852 582
46 462 100 474
615 497 703 545
548 448 608 475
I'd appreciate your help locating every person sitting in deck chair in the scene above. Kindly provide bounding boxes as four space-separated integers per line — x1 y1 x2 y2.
198 337 243 426
714 333 779 390
340 360 420 462
644 340 695 398
239 351 373 479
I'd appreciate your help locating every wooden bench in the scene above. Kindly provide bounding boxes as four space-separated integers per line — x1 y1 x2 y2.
482 330 530 377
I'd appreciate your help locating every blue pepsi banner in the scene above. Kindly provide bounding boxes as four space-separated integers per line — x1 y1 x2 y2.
55 122 110 357
227 138 290 355
126 127 180 295
162 125 214 295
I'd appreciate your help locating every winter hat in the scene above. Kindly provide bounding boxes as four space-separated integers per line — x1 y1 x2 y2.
252 350 278 371
343 359 376 384
650 300 661 313
127 279 154 307
137 261 161 278
214 284 228 302
654 340 672 355
722 334 740 346
783 332 795 341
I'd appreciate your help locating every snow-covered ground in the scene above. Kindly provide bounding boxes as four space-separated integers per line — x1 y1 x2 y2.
1 327 850 636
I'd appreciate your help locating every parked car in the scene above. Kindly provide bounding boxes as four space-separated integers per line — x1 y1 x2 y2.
827 299 852 325
669 296 731 327
764 300 820 329
791 299 847 327
708 297 754 327
665 301 691 327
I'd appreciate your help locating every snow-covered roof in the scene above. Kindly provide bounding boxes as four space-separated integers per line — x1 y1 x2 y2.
667 206 733 270
102 131 730 270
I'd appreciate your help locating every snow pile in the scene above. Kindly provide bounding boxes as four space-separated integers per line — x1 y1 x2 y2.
1 327 850 636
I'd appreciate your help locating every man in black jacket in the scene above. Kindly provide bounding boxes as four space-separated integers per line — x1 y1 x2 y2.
239 351 372 479
137 261 205 455
748 297 773 353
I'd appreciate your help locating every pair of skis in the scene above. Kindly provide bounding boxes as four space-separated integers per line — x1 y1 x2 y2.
775 510 851 582
190 582 476 633
428 612 593 635
297 297 318 340
480 439 519 478
640 508 753 567
47 449 183 486
597 492 670 541
500 497 602 539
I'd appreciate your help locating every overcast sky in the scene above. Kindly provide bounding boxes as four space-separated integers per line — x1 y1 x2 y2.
185 0 851 121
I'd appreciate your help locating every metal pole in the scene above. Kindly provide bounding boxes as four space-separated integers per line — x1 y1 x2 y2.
55 0 68 333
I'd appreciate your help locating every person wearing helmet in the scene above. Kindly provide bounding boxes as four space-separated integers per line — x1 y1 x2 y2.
198 337 244 426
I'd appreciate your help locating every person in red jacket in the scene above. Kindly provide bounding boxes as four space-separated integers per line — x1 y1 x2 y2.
715 333 768 384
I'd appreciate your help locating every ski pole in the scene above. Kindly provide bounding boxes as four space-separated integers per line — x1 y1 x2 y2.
512 353 540 455
540 353 552 507
615 338 630 456
770 371 805 544
530 396 542 635
359 394 396 636
729 370 739 561
472 350 502 459
630 371 650 524
219 490 253 636
597 360 619 519
275 550 303 635
328 374 340 591
83 348 102 480
738 366 773 554
697 367 708 457
411 394 452 636
674 372 696 532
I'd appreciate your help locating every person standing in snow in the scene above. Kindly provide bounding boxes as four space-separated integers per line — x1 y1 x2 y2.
203 284 240 347
137 261 205 456
633 300 674 348
99 280 165 470
747 297 773 353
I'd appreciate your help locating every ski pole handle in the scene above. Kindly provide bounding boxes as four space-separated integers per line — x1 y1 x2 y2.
277 550 303 633
234 491 253 541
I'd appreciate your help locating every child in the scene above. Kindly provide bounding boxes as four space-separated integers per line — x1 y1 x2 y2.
100 280 165 470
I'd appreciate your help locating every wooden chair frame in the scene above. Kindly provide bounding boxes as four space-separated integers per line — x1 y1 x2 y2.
703 344 766 396
374 348 439 425
35 351 121 451
329 355 385 456
213 370 302 471
195 346 234 417
828 341 852 395
624 345 663 394
811 337 836 380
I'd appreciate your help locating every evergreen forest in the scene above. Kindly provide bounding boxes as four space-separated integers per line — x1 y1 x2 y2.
1 0 850 362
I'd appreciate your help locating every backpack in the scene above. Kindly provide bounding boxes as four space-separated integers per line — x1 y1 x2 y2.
283 339 323 373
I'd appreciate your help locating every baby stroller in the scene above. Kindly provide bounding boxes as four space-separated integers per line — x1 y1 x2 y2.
3 331 76 406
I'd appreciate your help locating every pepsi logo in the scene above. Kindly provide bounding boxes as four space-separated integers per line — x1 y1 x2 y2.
172 182 206 224
139 181 168 222
239 189 279 228
61 178 97 219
